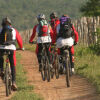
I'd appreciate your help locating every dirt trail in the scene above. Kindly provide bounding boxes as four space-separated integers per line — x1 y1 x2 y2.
20 50 100 100
0 74 15 100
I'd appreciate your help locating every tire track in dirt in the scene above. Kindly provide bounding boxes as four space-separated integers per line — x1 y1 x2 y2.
20 50 100 100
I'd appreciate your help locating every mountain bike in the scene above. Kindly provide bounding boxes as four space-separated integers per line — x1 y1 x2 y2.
30 41 51 82
0 48 24 96
2 50 12 97
50 44 60 79
61 46 72 87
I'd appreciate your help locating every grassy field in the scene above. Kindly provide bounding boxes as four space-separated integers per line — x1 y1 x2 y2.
75 45 100 93
11 52 43 100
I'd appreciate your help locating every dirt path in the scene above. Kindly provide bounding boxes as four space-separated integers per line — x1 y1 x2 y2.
20 50 100 100
0 73 15 100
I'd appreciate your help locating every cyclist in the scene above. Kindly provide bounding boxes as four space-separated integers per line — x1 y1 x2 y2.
56 15 79 73
29 14 53 72
0 17 24 90
49 12 60 44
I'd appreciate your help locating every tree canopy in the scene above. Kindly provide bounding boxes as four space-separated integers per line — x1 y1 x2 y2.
80 0 100 16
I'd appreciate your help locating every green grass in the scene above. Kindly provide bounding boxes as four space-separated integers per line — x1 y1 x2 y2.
75 45 100 93
24 44 36 52
11 53 43 100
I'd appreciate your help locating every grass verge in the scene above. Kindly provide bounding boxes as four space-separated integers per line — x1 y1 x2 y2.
10 52 43 100
75 45 100 93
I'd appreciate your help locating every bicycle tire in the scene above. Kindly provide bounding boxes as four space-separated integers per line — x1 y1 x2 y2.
55 55 59 79
65 56 70 87
5 65 9 96
8 66 12 94
41 56 46 81
46 58 50 82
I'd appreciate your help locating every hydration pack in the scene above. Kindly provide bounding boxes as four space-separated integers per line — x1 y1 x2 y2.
59 16 73 38
38 20 48 36
0 26 15 45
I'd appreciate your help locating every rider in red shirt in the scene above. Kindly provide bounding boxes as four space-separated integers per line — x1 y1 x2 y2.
56 15 79 73
29 14 53 71
0 17 23 90
49 12 60 44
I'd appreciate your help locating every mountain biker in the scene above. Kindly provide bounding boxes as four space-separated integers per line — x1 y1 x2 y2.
0 17 24 90
29 14 53 72
49 12 60 44
56 15 79 73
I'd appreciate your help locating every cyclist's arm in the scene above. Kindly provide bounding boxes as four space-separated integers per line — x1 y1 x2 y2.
15 29 23 49
29 25 37 42
72 25 79 43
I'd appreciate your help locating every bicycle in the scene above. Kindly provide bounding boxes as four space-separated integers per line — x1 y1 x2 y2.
60 46 72 87
1 50 12 97
30 41 51 82
0 47 24 96
50 44 60 79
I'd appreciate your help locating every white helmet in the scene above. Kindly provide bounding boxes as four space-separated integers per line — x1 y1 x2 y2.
37 14 45 20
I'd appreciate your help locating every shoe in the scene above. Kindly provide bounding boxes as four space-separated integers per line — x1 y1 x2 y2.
11 82 18 91
72 68 75 74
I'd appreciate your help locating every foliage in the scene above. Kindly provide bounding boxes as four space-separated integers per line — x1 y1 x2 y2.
0 0 87 30
88 27 100 55
80 0 100 16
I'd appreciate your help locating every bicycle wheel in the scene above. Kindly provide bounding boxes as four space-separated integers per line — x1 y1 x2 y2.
65 56 70 87
55 55 59 79
8 66 12 94
46 58 50 82
5 65 9 96
40 56 46 81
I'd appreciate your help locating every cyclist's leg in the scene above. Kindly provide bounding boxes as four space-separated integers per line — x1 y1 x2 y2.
8 50 17 90
37 43 43 71
45 43 52 64
69 46 75 73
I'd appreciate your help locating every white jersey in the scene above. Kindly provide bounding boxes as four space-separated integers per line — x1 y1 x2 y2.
36 25 52 43
56 24 74 48
0 28 16 50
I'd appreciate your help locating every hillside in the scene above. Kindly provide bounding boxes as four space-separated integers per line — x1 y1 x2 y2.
0 0 87 30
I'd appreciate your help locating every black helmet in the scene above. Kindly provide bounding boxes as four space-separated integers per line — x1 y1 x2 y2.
50 12 57 19
37 14 45 20
2 17 11 26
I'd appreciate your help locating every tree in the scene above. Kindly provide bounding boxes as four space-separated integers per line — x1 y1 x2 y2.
80 0 100 16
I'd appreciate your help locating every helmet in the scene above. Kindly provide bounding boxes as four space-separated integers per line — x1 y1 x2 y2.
62 14 69 17
1 17 11 26
50 12 57 19
37 14 45 20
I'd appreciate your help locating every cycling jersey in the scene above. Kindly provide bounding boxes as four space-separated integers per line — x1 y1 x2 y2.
49 19 60 44
29 24 52 43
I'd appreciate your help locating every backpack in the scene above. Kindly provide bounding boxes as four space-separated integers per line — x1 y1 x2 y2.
0 26 15 45
38 19 48 36
59 17 73 38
